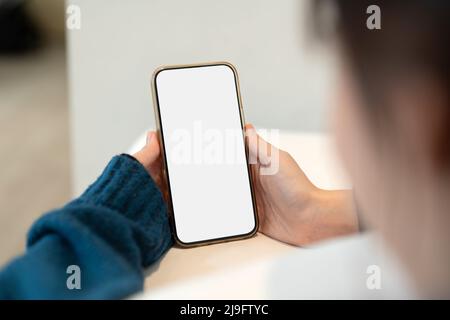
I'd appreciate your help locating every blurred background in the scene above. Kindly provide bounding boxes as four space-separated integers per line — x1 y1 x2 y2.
0 0 68 265
0 0 334 265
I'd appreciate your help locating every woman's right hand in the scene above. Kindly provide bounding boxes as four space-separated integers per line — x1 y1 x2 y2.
245 124 359 246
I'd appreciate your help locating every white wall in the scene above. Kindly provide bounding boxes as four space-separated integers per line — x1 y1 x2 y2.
67 0 335 195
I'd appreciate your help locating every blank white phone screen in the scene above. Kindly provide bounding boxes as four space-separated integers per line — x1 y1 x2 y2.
155 64 256 244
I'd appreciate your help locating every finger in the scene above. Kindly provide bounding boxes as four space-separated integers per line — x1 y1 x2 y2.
133 131 160 169
245 124 257 162
145 131 160 163
244 123 273 166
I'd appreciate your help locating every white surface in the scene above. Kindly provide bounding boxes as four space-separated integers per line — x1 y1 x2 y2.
138 234 415 299
67 0 335 195
129 131 415 299
155 65 255 244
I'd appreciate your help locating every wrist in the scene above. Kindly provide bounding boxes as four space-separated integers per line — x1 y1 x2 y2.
300 188 358 245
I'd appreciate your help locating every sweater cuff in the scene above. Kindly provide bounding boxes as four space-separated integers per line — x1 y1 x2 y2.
75 154 166 222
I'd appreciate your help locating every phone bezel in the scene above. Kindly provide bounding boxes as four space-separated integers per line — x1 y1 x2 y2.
151 62 259 247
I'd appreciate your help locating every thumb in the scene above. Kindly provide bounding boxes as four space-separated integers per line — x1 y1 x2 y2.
133 131 160 169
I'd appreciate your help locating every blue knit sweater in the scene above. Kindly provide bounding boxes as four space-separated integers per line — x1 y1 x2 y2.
0 155 173 299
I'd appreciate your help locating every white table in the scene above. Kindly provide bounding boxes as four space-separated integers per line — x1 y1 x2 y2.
129 131 415 299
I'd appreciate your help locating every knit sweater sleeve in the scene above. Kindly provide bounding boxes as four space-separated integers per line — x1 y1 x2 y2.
0 154 173 299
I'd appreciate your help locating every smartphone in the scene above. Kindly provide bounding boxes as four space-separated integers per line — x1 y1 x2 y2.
151 62 258 247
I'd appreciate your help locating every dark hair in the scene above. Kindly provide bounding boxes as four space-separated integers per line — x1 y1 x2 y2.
314 1 449 110
314 1 450 162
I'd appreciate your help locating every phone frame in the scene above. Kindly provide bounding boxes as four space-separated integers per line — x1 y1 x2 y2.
151 61 259 247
